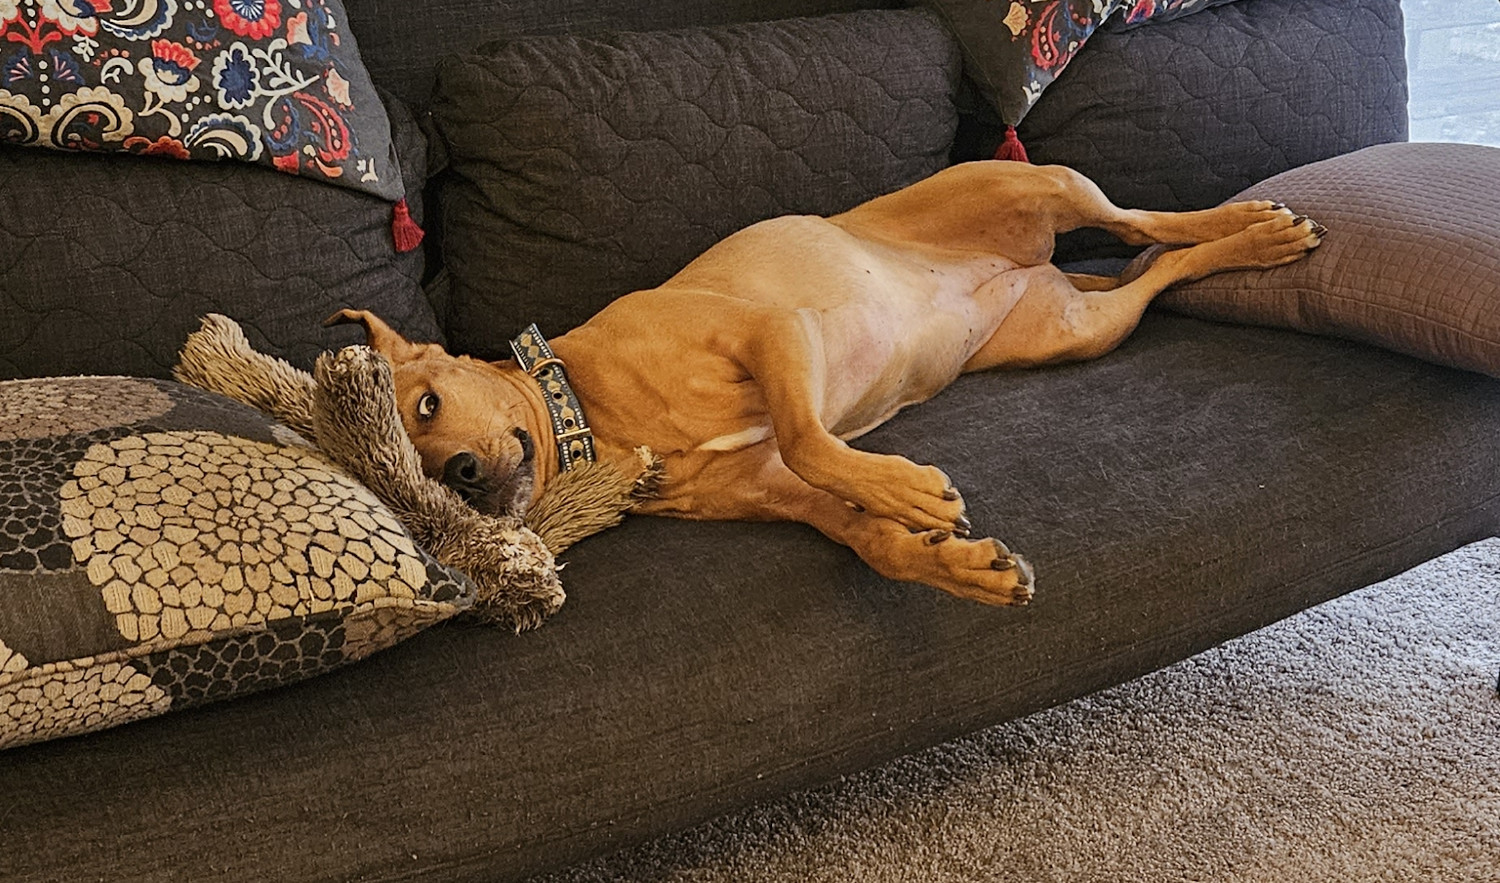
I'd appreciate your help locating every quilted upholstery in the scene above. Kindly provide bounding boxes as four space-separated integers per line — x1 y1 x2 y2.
430 9 961 357
342 0 905 108
1012 0 1408 262
0 92 441 382
918 0 1253 128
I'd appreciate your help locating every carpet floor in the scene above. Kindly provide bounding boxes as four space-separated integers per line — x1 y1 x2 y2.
532 539 1500 882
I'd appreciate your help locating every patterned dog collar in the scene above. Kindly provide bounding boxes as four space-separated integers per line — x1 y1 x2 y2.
510 325 597 472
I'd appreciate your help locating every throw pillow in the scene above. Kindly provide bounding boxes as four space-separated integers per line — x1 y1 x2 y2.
0 0 405 200
1155 142 1500 378
0 376 475 750
428 10 961 359
922 0 1239 130
1111 0 1243 29
921 0 1131 127
0 89 440 381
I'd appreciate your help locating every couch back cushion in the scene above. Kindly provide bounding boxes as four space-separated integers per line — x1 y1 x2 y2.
427 9 961 358
918 0 1247 130
0 93 441 382
1013 0 1408 262
344 0 907 108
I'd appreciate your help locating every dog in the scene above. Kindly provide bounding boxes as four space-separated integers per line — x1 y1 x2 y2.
330 160 1322 606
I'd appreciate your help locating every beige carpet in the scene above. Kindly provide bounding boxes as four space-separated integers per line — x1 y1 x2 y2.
533 539 1500 882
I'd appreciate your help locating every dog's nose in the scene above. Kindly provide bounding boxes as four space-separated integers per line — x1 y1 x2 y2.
443 451 485 489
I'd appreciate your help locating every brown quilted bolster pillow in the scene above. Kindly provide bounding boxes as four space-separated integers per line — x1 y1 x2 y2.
1157 142 1500 378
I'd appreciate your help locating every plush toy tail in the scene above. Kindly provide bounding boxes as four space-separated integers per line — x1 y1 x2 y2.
995 125 1030 163
174 314 318 441
524 447 664 555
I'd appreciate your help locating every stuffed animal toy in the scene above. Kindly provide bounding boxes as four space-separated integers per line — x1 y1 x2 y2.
173 314 660 632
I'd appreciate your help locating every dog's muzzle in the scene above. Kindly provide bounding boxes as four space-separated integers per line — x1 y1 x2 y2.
442 427 537 517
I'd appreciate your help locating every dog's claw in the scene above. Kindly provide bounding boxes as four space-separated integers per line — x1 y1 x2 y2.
925 530 951 545
1310 221 1328 238
992 556 1016 571
954 515 972 533
942 486 960 501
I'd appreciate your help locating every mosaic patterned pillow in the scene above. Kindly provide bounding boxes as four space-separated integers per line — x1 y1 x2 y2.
0 376 474 750
921 0 1240 128
0 0 404 200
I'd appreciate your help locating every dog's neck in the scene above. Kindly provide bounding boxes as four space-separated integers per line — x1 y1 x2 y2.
500 330 638 499
531 333 639 480
488 364 566 491
508 324 598 472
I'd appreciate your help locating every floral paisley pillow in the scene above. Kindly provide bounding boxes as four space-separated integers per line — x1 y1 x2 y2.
923 0 1244 132
0 0 404 201
1113 0 1243 29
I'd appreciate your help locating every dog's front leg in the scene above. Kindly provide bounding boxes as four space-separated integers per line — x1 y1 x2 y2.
705 454 1033 606
734 307 968 535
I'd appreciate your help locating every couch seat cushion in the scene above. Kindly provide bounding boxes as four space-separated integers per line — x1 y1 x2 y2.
5 314 1499 880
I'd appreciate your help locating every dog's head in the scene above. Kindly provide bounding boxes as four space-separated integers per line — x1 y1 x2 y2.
327 309 548 517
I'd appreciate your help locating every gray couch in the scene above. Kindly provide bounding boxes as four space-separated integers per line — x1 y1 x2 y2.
8 1 1496 881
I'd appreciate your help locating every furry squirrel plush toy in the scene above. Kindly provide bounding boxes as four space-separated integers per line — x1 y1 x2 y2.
174 314 660 632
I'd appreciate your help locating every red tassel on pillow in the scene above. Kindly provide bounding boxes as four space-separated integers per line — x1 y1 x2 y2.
994 125 1030 163
391 198 425 253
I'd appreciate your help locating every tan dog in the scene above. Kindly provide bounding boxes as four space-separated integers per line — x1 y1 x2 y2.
331 161 1322 606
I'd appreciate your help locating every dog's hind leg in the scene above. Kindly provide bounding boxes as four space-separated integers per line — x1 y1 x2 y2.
1033 163 1309 246
832 160 1306 264
1061 273 1120 292
966 212 1325 371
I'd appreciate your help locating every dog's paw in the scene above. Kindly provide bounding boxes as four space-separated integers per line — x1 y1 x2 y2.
1202 200 1300 241
832 453 969 534
916 533 1034 606
1219 211 1325 269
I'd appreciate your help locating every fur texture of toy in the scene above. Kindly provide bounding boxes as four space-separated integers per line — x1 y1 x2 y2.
174 314 660 632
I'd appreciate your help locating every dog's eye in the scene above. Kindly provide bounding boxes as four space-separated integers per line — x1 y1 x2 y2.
416 391 440 420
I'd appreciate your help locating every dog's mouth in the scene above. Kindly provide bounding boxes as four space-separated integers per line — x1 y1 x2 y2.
440 427 537 518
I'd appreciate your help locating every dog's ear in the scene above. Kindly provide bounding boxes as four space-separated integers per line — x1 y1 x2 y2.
324 309 427 365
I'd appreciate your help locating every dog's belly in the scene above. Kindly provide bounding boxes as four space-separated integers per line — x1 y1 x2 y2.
573 216 1049 464
819 269 1029 438
663 215 1034 438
